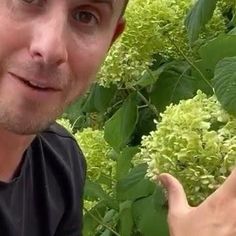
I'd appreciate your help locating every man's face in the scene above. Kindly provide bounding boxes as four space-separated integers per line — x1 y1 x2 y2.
0 0 125 134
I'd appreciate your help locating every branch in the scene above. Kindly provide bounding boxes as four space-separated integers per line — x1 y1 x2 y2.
83 207 120 236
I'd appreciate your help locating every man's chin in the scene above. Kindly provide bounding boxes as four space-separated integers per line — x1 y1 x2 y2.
0 100 67 135
0 118 55 135
0 108 63 135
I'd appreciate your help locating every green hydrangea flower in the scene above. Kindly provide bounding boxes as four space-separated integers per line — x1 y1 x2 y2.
56 118 73 134
139 91 236 205
55 121 114 182
97 0 225 87
74 128 114 181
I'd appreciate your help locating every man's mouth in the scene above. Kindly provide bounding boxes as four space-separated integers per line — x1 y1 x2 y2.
21 79 52 91
9 72 61 91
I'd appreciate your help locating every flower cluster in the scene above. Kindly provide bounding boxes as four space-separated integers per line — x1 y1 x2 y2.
139 91 236 205
56 118 74 134
56 119 114 181
97 0 225 87
74 128 114 181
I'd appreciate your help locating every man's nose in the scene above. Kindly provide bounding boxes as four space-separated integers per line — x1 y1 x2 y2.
29 18 68 67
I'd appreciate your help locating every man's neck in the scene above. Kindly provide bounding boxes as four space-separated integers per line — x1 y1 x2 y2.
0 129 34 183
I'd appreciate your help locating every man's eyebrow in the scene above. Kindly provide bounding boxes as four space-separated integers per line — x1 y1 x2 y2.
91 0 114 12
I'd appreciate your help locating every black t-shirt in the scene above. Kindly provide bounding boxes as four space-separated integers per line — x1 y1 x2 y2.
0 123 86 236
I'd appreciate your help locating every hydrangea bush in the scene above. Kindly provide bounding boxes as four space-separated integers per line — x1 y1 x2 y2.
56 120 114 182
56 118 74 133
74 128 114 181
139 91 236 205
97 0 225 87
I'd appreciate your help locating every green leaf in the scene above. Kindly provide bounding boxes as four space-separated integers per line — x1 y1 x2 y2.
117 164 155 201
103 209 118 224
119 201 134 236
152 186 167 212
185 0 218 43
150 61 196 112
213 56 236 116
199 35 236 71
133 58 182 88
100 230 112 236
193 35 236 96
101 210 119 236
83 202 107 236
116 147 139 180
134 69 162 88
132 195 169 236
104 93 138 151
64 96 86 122
132 107 156 146
229 26 236 35
82 84 116 112
84 179 118 210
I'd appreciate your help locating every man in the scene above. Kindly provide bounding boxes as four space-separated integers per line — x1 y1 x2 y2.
0 0 236 236
0 0 125 235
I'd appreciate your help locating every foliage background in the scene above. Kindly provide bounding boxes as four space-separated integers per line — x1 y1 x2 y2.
60 0 236 235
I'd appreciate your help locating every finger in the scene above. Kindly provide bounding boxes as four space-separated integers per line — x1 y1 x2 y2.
159 173 189 215
215 167 236 197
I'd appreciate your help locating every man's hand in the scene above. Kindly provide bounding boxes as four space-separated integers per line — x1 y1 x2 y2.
159 169 236 236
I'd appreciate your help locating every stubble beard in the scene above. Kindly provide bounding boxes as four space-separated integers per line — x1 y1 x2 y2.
0 98 66 135
0 58 73 135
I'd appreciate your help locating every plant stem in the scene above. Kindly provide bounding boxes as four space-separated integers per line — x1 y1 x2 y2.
83 207 121 236
138 105 149 109
130 87 159 117
100 173 117 184
147 68 157 82
71 116 83 130
168 36 213 91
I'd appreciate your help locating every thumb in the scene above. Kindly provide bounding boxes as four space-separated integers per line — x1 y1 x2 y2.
159 173 190 214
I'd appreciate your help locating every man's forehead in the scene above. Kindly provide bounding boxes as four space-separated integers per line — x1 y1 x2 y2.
71 0 121 13
73 0 116 6
72 0 126 15
90 0 115 10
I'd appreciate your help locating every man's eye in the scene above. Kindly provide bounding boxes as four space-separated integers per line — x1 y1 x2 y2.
22 0 36 3
73 11 99 26
21 0 42 5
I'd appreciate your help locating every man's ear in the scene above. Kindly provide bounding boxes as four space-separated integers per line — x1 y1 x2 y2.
111 18 126 45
